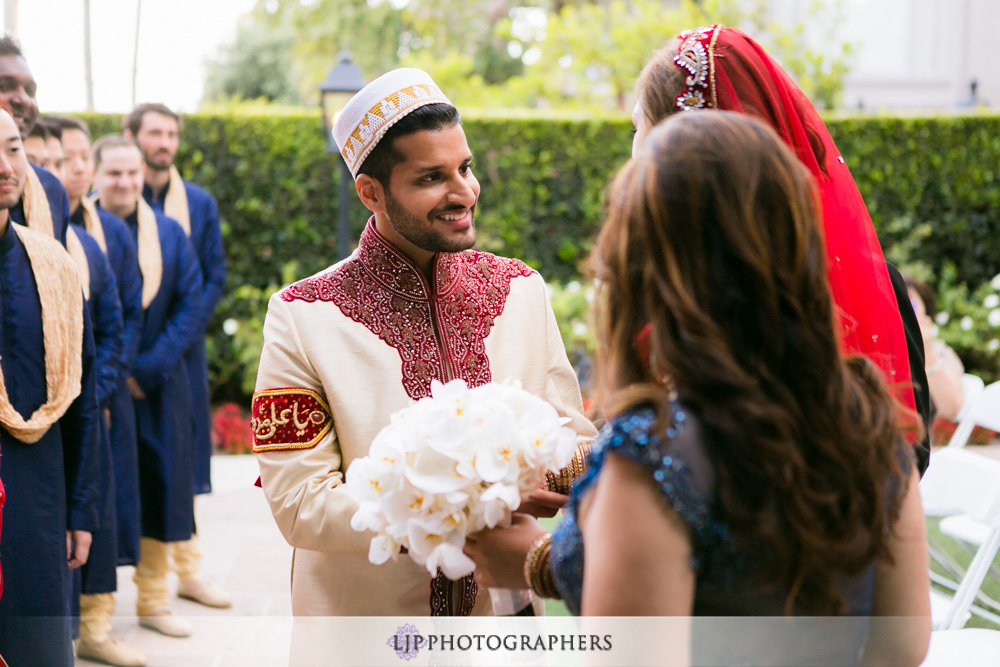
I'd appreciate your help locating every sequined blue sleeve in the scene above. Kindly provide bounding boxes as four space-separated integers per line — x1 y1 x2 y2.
594 407 713 570
551 404 735 614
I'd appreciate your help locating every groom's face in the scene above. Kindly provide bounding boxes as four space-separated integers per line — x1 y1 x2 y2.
381 124 480 255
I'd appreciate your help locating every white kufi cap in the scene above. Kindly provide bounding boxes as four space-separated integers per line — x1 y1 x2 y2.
333 68 452 179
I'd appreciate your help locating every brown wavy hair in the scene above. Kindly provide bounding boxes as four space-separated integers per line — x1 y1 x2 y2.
591 111 908 614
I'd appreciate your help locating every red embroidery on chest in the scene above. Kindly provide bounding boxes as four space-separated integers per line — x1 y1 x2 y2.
281 227 534 400
250 388 333 453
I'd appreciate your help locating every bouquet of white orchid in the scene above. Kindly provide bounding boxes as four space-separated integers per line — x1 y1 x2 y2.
346 378 577 584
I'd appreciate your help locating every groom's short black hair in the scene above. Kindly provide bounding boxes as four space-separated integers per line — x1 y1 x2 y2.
357 103 461 185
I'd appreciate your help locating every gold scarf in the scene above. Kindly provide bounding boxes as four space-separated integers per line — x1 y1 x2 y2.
66 227 91 301
0 223 84 443
136 197 163 309
22 167 91 300
22 166 54 238
164 165 190 237
80 196 108 254
94 195 162 309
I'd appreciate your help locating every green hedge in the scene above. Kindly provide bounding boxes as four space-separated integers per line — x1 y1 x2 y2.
828 115 1000 287
73 112 1000 400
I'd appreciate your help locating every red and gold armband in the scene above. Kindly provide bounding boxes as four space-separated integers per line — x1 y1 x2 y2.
251 388 333 453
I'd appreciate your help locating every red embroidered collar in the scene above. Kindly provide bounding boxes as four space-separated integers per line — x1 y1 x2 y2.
354 218 467 301
281 219 535 402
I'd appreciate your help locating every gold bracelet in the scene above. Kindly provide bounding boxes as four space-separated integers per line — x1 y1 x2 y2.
523 533 549 588
540 541 560 599
545 443 592 495
523 533 560 599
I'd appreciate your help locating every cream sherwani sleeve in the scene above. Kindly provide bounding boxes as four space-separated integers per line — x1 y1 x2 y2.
540 280 598 448
253 293 369 556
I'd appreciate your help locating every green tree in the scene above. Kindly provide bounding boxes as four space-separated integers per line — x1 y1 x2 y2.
763 0 854 110
228 0 855 112
486 0 853 112
203 15 303 105
251 0 410 100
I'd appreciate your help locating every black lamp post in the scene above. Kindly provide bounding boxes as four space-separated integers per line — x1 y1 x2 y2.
320 52 365 261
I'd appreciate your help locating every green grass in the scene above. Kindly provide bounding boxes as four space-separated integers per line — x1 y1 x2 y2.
538 515 573 617
927 518 1000 629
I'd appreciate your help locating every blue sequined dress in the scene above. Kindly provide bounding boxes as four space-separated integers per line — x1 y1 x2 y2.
550 404 878 664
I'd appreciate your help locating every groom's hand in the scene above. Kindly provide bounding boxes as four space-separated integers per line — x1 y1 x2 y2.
518 489 568 518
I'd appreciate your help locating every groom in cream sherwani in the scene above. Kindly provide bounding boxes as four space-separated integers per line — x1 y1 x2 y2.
253 69 595 628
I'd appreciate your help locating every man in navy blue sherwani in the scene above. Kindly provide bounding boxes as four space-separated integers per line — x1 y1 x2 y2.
50 115 149 667
0 108 102 667
91 134 204 640
59 117 146 573
125 103 230 609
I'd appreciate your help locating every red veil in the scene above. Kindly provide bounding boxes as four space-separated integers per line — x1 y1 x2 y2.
671 25 918 428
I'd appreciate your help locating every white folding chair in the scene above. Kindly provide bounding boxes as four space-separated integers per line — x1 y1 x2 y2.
934 378 1000 621
920 628 1000 667
946 378 1000 449
953 373 985 424
919 447 1000 630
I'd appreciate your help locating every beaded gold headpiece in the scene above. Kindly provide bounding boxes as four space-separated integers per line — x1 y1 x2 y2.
673 24 722 111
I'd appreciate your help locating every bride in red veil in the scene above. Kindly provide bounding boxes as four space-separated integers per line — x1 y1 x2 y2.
632 25 928 469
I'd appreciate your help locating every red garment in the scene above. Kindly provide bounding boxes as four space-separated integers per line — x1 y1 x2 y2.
674 26 918 433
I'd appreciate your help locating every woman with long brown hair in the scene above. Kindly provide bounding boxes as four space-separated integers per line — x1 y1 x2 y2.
466 111 929 665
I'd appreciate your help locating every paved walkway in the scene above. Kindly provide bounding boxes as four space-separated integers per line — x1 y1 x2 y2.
77 443 1000 666
76 455 294 667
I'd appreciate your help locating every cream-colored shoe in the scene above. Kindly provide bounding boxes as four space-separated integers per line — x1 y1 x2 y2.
138 609 192 638
76 638 149 667
177 578 233 609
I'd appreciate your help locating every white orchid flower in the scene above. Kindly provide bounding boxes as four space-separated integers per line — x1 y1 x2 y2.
519 403 574 469
470 408 524 483
429 378 471 404
427 542 476 580
406 515 471 576
404 447 469 494
345 456 402 503
480 482 521 527
382 486 432 527
349 500 385 533
368 534 399 565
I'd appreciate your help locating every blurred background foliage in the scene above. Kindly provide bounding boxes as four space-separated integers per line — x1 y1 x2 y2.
202 0 856 112
76 111 1000 402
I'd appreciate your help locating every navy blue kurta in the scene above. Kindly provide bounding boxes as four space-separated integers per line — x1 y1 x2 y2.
145 180 225 494
0 223 102 667
71 204 144 564
72 224 125 595
9 164 70 247
119 206 204 542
